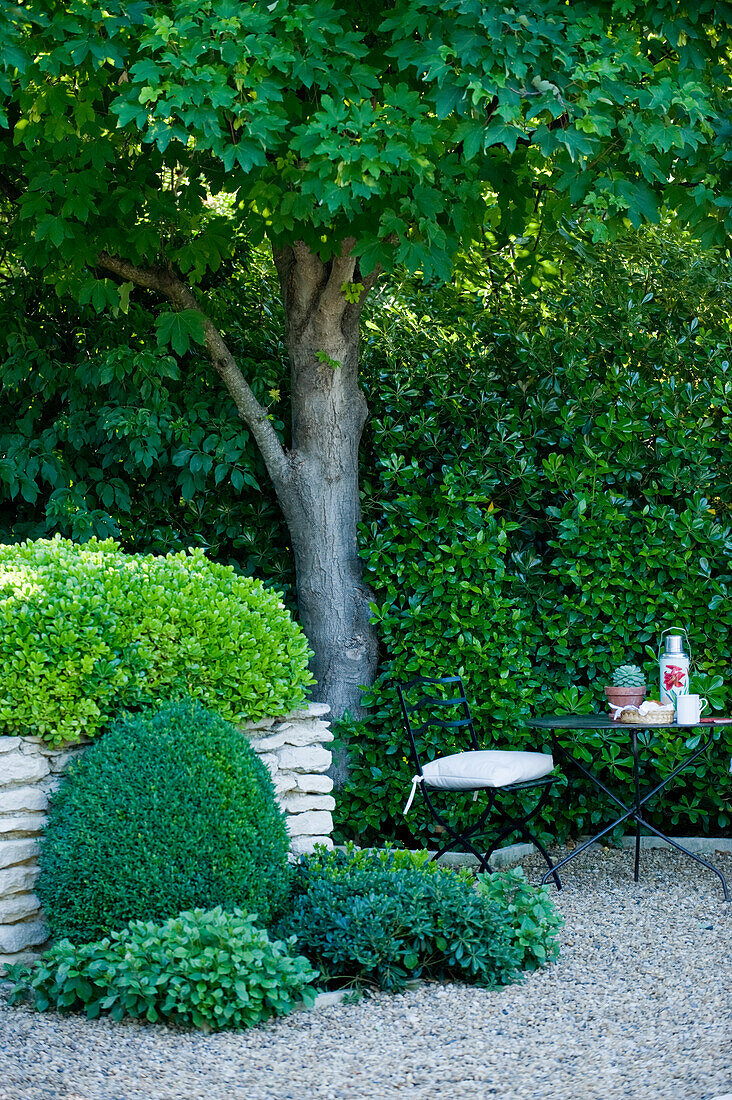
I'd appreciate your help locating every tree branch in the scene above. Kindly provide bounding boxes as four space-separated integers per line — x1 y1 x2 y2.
318 236 357 319
97 251 292 490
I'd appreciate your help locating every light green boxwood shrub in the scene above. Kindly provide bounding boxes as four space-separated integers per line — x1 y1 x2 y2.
0 536 313 745
6 908 318 1031
37 699 293 942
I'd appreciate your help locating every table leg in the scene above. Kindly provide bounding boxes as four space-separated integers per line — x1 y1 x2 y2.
548 726 730 901
631 813 730 902
632 729 641 883
540 736 636 885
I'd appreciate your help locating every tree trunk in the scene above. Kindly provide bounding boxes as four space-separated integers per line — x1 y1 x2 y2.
273 241 379 728
97 242 380 732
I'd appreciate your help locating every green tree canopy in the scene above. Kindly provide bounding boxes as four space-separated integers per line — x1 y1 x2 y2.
2 0 731 291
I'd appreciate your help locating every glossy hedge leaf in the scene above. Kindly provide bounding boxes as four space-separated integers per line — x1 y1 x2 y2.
334 223 732 848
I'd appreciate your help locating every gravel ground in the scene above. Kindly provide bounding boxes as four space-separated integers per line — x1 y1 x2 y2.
1 846 731 1100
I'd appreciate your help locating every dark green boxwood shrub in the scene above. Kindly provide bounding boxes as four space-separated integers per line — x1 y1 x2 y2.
38 699 292 942
6 908 318 1031
276 847 562 992
0 536 313 746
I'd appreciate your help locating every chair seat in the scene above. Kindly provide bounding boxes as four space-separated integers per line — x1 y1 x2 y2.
421 749 554 791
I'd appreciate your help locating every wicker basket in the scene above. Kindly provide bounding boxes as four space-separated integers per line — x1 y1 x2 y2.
618 704 675 725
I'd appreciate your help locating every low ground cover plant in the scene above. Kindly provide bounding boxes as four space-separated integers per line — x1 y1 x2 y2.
38 699 292 942
15 842 561 1031
474 867 562 971
6 908 318 1031
276 847 562 993
0 536 313 745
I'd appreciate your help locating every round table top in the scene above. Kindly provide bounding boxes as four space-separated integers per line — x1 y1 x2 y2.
529 713 732 731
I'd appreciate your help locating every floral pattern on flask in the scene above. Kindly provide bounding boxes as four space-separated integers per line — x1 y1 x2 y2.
663 665 687 691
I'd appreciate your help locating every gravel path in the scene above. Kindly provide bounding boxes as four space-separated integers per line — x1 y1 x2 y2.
1 847 731 1100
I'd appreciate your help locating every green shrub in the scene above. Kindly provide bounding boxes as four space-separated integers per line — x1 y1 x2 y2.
275 847 561 992
0 536 313 745
474 867 563 971
38 699 292 942
6 908 318 1031
302 840 475 880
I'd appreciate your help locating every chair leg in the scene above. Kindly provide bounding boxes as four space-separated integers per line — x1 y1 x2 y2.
418 782 560 886
488 783 562 890
424 789 497 872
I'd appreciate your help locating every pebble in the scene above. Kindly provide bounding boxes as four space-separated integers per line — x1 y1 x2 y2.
0 848 730 1100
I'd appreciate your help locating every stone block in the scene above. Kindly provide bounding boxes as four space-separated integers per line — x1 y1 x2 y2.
0 738 21 755
47 747 86 774
286 810 334 837
0 862 39 897
0 753 49 786
278 722 334 747
18 740 45 757
256 753 279 776
240 718 276 732
248 731 288 753
0 893 40 924
0 918 48 954
285 702 331 720
290 835 334 856
276 745 331 773
272 774 296 797
0 948 43 975
294 773 334 794
0 787 48 813
278 793 336 814
0 813 46 835
0 838 39 870
40 776 61 798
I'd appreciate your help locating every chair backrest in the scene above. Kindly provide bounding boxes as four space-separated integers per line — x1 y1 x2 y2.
396 675 479 776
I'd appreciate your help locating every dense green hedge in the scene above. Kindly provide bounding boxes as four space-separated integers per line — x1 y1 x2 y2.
0 536 312 745
37 700 293 941
336 229 732 845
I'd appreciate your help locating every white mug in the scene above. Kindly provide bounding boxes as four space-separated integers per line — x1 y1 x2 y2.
676 694 708 725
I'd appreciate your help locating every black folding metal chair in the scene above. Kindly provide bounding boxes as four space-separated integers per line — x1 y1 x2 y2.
397 675 561 887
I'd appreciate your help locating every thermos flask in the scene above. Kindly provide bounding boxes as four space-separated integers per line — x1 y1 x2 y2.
659 630 690 706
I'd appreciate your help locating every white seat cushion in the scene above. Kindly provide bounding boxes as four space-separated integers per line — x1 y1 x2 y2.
421 749 554 791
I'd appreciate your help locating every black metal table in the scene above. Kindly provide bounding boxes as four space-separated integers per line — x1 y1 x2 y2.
530 714 731 901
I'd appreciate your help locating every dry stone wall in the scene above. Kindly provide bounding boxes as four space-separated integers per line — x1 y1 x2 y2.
0 702 334 971
241 702 335 855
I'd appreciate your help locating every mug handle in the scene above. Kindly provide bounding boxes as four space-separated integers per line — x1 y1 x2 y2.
700 697 709 714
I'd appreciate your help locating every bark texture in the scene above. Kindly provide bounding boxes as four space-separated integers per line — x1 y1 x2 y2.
98 242 380 728
272 240 380 724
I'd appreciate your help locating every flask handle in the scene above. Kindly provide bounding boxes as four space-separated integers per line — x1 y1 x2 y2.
657 626 693 666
